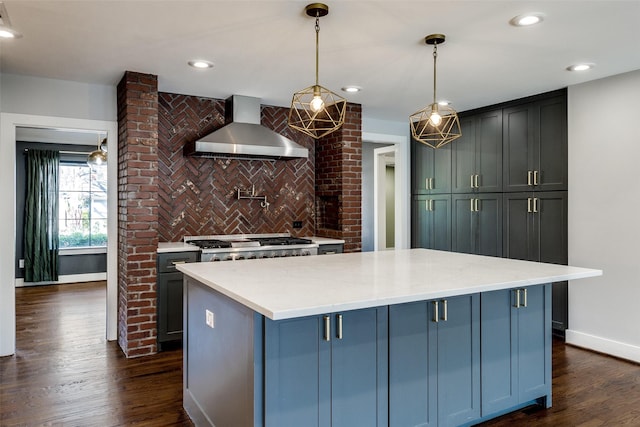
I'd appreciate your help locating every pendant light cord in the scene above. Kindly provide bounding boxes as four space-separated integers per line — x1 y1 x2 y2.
432 44 438 105
315 14 320 87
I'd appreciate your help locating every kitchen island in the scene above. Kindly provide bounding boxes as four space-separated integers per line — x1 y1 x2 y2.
177 249 601 427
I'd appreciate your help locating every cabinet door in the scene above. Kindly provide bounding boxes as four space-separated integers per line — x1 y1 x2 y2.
475 193 503 257
436 294 481 427
503 104 535 192
389 301 437 427
481 289 518 415
452 116 477 193
412 137 452 194
452 195 475 254
331 307 388 427
265 316 329 427
476 110 503 193
157 271 184 344
534 191 568 265
503 192 536 261
535 96 567 191
412 195 451 251
517 285 551 403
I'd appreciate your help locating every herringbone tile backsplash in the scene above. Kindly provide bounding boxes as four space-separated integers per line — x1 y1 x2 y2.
157 93 316 241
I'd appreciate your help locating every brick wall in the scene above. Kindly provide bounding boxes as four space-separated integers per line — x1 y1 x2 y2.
116 71 160 357
157 93 316 240
315 103 362 252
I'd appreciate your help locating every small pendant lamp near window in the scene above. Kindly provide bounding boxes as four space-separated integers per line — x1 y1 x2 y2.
288 3 346 139
87 136 107 167
409 34 462 149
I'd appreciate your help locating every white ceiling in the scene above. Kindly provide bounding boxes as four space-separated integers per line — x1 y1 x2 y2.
2 1 640 122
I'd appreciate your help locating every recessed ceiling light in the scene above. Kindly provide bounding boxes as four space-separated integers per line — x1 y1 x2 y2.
566 63 595 72
188 60 214 69
342 86 362 93
509 13 544 27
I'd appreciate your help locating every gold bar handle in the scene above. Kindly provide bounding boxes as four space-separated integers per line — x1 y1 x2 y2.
534 170 539 186
430 178 434 190
171 260 187 265
441 299 448 321
514 289 521 308
533 198 538 213
432 300 439 323
336 314 343 339
323 315 331 341
470 198 475 212
522 288 528 307
474 174 479 189
475 198 479 212
527 170 532 186
527 198 532 213
430 199 433 211
470 175 475 188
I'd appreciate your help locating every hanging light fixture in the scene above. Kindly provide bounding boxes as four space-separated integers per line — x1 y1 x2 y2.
409 34 461 149
87 136 107 167
288 3 346 139
0 2 22 39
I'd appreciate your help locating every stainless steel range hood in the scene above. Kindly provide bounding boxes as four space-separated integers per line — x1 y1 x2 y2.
185 95 308 160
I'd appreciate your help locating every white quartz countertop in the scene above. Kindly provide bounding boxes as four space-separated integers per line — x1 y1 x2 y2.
176 249 602 320
157 242 200 253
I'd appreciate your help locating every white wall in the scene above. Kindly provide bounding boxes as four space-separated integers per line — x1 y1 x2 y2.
0 74 118 356
567 69 640 362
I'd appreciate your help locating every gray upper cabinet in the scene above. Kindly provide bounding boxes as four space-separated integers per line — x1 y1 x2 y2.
502 191 568 265
503 95 567 192
452 193 503 257
452 110 503 193
411 137 452 194
412 195 452 251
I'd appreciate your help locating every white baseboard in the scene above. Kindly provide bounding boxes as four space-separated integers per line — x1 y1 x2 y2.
15 272 107 287
565 329 640 363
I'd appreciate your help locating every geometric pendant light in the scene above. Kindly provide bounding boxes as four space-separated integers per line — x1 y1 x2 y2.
409 34 462 149
288 3 346 139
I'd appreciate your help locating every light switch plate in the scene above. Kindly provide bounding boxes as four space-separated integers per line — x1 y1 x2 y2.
205 309 215 328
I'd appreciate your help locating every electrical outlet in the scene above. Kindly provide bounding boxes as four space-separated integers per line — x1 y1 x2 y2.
293 220 302 229
205 309 215 328
19 259 25 269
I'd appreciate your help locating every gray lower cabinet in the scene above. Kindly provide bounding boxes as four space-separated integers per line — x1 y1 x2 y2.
412 195 451 251
452 193 502 257
157 251 198 349
389 294 481 427
481 285 552 415
317 243 344 255
264 307 388 427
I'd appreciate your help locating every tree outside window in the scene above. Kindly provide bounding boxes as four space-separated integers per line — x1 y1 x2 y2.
58 163 107 247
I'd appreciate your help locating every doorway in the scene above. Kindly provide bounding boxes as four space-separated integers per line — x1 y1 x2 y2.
362 132 409 252
0 113 118 357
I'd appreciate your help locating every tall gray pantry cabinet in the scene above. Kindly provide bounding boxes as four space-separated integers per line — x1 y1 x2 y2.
410 89 569 333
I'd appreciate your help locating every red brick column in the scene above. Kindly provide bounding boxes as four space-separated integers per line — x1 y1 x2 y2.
315 103 362 252
116 71 159 357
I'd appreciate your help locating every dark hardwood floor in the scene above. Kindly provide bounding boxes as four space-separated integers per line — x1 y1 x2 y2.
0 282 192 427
1 282 639 426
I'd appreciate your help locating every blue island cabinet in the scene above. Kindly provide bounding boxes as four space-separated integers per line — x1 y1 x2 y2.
480 284 552 417
264 307 389 427
389 294 481 427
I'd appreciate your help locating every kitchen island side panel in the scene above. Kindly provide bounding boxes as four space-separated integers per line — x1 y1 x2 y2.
183 278 263 427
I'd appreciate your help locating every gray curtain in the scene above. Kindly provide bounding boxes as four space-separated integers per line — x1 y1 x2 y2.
24 149 60 282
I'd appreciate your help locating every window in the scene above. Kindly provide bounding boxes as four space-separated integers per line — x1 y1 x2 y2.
58 162 107 248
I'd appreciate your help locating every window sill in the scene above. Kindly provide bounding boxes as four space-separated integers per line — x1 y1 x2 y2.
59 246 107 256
